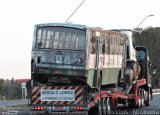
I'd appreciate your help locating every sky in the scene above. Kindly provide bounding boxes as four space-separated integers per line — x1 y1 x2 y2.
0 0 160 80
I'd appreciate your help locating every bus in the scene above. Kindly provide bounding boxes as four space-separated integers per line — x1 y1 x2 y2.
31 23 136 90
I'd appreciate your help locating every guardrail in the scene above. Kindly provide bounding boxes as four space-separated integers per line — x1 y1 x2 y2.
152 88 160 93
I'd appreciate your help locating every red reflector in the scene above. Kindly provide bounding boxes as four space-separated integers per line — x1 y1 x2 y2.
41 107 44 110
34 107 44 111
80 107 83 110
77 107 80 110
38 107 41 110
34 107 38 111
74 106 83 111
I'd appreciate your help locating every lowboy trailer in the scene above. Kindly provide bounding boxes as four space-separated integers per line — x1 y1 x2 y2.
30 79 147 115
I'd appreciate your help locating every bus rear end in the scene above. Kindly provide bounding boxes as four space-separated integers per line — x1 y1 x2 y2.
31 23 87 85
30 23 88 114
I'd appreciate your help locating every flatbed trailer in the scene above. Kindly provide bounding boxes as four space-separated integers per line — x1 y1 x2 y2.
29 79 148 115
88 79 147 115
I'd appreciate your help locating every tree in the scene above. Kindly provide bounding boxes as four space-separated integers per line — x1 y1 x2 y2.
135 27 160 88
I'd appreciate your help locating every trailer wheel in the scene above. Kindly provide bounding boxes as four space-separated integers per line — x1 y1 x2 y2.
141 89 145 107
106 98 111 115
102 98 107 115
137 89 142 108
102 98 111 115
145 89 151 106
98 99 103 115
88 100 103 115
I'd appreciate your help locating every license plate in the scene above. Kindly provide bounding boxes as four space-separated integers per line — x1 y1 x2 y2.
41 89 75 101
53 106 66 110
55 55 63 64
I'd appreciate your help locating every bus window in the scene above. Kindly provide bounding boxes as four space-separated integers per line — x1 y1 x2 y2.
90 32 96 54
59 32 66 48
105 34 110 54
117 36 120 54
42 30 47 47
54 32 60 49
36 29 42 48
115 36 118 54
71 34 77 49
78 33 85 50
36 27 85 50
100 32 105 54
46 31 53 48
66 33 71 49
110 35 115 54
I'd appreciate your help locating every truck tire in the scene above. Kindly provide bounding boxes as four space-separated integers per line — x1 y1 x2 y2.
88 106 96 115
102 98 107 115
136 88 142 108
145 89 151 106
89 100 103 115
141 89 145 107
102 97 111 115
98 99 103 115
106 98 111 115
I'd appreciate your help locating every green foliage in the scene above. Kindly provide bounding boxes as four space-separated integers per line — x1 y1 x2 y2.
0 79 4 92
135 27 160 88
0 78 22 100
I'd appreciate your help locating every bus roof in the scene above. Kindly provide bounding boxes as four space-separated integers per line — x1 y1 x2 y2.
35 23 87 30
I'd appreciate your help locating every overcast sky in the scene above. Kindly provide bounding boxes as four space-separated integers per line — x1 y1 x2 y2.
0 0 160 79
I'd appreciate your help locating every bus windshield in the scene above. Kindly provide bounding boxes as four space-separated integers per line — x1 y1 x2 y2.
36 27 85 50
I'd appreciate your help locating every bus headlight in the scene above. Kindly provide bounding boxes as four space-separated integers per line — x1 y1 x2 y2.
73 54 84 65
74 58 84 64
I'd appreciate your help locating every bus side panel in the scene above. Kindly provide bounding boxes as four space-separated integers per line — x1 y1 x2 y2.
102 54 123 85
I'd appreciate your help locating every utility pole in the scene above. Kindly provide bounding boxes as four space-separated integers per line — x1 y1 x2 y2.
136 14 154 28
65 0 86 23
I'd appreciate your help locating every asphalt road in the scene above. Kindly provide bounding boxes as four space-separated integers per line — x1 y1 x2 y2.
1 93 160 115
150 93 160 108
111 92 160 115
0 99 28 107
